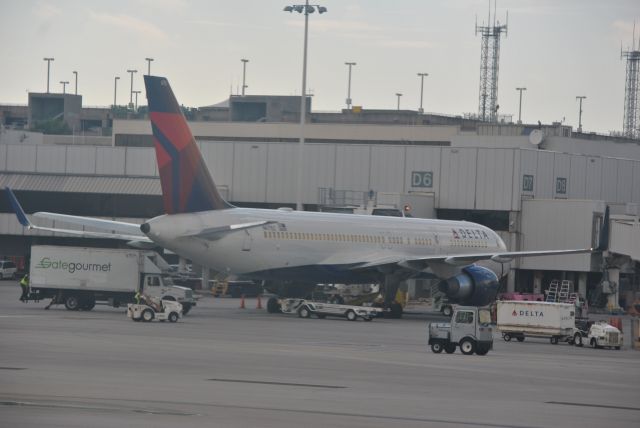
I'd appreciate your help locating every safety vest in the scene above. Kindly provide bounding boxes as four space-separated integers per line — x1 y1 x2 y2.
135 291 141 304
20 275 29 287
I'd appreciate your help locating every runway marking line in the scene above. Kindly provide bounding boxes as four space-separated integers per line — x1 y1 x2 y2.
547 401 640 412
207 378 345 389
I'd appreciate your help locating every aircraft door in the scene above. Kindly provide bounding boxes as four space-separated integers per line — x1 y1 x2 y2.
242 230 252 252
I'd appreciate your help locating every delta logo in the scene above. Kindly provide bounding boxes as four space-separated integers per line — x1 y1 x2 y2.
512 310 544 317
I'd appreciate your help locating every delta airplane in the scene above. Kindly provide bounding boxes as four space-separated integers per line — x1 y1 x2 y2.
5 75 609 315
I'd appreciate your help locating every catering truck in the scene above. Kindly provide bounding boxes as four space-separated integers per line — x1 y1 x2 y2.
496 301 575 344
25 246 196 313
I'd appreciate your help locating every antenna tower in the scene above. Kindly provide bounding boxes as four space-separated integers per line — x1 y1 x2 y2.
476 1 508 122
621 22 640 139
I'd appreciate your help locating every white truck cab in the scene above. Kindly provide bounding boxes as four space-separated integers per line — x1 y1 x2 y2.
573 321 623 349
428 306 494 355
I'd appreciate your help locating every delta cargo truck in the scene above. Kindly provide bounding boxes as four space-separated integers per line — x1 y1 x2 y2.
496 301 575 344
25 246 196 313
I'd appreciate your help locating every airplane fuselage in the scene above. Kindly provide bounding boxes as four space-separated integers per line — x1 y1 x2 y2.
144 207 507 283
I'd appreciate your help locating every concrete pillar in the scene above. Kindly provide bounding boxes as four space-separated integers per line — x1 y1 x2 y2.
607 268 621 311
578 272 587 299
507 269 516 293
533 271 542 294
202 267 210 291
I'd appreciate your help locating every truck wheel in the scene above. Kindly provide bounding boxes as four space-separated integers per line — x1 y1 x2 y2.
346 310 357 321
459 338 476 355
550 336 559 345
64 295 80 311
267 297 282 314
503 333 512 342
444 344 456 354
79 296 96 311
298 306 311 318
442 305 453 317
574 333 583 347
430 342 444 353
475 345 490 356
142 308 154 322
516 336 525 342
168 312 179 323
385 302 403 319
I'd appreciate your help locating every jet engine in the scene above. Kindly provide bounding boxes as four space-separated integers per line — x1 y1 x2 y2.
438 265 499 307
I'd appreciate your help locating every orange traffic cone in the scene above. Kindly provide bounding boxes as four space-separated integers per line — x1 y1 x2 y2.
239 294 246 309
256 295 263 310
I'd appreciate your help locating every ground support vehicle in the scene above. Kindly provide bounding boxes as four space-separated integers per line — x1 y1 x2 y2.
0 260 17 279
573 321 623 349
127 300 182 323
497 301 576 344
428 306 493 355
24 246 196 313
280 298 382 321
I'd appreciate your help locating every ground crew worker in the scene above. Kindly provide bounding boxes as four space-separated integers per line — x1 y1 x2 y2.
19 274 29 302
135 291 141 304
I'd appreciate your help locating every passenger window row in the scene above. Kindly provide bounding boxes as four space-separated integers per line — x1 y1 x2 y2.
262 231 433 246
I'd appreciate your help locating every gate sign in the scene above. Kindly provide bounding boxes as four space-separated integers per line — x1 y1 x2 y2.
411 171 433 188
556 177 567 194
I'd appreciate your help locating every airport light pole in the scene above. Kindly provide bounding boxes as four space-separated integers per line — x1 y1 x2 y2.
145 57 154 75
127 69 137 107
241 59 249 96
516 87 526 124
283 1 327 211
576 95 586 133
396 92 403 110
133 90 141 111
417 72 428 113
345 61 356 109
113 76 120 108
60 81 69 94
73 71 78 95
43 57 54 93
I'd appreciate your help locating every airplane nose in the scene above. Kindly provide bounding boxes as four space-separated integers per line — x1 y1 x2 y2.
140 223 150 234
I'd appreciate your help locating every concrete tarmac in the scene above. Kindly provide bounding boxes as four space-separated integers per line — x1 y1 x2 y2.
0 281 638 428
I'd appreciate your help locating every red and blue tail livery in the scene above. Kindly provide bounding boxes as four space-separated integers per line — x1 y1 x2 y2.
144 75 231 214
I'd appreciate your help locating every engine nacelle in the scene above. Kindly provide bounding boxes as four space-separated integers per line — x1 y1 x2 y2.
438 265 499 307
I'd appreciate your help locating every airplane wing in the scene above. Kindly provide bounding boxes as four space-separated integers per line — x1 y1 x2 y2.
349 206 610 272
345 247 598 273
33 212 143 236
5 187 153 246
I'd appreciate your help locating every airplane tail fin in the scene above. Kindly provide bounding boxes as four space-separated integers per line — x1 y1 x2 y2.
144 75 232 214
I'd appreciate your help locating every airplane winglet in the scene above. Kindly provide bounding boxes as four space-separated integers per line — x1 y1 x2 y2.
594 205 610 252
4 187 31 228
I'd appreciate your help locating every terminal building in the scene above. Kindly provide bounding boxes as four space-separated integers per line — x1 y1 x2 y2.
1 95 639 310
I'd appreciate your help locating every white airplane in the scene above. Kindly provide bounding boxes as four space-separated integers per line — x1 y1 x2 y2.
5 75 609 315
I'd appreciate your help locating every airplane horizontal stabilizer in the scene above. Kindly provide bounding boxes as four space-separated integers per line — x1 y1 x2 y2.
184 220 277 240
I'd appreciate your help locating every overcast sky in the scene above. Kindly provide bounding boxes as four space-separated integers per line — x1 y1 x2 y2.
1 0 638 134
